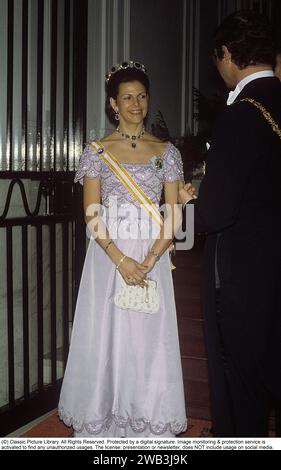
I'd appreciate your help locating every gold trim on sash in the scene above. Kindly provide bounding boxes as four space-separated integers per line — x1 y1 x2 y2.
89 141 164 227
238 98 281 140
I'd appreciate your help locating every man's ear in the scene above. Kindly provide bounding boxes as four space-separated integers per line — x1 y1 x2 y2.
222 45 232 63
110 97 118 113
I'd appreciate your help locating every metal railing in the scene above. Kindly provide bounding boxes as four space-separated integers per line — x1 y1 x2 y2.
0 171 85 436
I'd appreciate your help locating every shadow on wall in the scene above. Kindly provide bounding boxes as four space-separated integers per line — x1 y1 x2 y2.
151 85 226 182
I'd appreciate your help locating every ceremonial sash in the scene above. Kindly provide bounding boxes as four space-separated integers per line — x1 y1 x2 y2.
89 140 164 227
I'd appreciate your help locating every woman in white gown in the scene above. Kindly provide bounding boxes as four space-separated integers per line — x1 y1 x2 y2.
58 61 193 437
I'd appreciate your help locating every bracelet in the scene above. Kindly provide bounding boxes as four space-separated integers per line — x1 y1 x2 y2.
116 255 127 271
149 249 160 261
104 240 113 251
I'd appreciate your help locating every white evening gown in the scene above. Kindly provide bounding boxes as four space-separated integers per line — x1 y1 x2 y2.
58 142 187 437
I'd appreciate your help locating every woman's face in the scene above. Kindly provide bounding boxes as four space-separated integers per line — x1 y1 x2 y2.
110 80 149 125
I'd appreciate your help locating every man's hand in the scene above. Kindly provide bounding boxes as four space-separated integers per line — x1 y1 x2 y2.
178 182 197 205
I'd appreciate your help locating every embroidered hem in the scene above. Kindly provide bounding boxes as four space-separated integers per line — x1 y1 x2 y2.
58 406 187 436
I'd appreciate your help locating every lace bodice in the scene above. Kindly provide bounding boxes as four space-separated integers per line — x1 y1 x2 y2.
74 141 184 207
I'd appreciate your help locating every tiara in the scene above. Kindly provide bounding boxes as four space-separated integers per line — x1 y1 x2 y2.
105 61 148 83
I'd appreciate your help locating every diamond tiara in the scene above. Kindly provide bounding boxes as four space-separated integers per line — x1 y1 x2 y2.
105 61 148 83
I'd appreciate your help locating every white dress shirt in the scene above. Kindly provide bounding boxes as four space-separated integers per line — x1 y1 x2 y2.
227 70 274 105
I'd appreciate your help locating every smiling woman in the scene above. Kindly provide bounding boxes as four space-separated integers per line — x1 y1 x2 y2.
105 63 150 143
58 60 193 438
102 67 167 162
108 80 148 150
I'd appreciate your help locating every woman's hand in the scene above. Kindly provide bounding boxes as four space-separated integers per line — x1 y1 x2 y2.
118 256 147 287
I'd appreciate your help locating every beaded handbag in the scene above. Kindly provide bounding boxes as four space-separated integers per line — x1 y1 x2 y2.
114 279 160 314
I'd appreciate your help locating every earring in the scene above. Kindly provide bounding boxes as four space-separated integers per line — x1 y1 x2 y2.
115 111 120 121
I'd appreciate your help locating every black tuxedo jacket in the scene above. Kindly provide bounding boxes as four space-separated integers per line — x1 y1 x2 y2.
192 76 281 436
195 76 281 234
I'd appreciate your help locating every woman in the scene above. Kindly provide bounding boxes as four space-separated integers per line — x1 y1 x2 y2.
59 61 194 437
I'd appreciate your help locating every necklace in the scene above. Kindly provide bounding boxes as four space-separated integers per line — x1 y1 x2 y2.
116 126 145 148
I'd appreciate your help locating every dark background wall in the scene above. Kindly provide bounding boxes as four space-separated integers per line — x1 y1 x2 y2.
199 0 222 99
130 0 184 137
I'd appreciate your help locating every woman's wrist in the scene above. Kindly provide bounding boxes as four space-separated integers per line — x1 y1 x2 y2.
144 252 159 268
148 240 173 260
148 248 161 261
116 254 127 271
106 243 123 265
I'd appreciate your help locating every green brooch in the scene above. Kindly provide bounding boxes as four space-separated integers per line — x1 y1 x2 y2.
150 156 163 170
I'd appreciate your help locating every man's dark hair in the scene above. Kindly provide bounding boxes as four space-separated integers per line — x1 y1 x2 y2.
214 10 275 69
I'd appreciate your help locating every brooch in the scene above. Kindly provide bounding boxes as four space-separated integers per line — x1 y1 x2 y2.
150 156 163 170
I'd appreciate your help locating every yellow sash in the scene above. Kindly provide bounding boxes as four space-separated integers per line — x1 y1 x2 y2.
89 140 164 227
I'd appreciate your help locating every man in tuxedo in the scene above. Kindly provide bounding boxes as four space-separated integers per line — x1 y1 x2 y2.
179 10 281 437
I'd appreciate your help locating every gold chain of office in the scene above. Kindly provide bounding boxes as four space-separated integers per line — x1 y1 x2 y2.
237 98 281 140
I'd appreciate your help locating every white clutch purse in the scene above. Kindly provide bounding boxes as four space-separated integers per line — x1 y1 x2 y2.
114 279 160 314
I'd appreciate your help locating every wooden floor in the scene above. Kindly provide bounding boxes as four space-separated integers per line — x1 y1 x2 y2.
173 236 211 421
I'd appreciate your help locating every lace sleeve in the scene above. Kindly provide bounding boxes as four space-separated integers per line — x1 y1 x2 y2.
74 144 102 185
163 144 184 182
